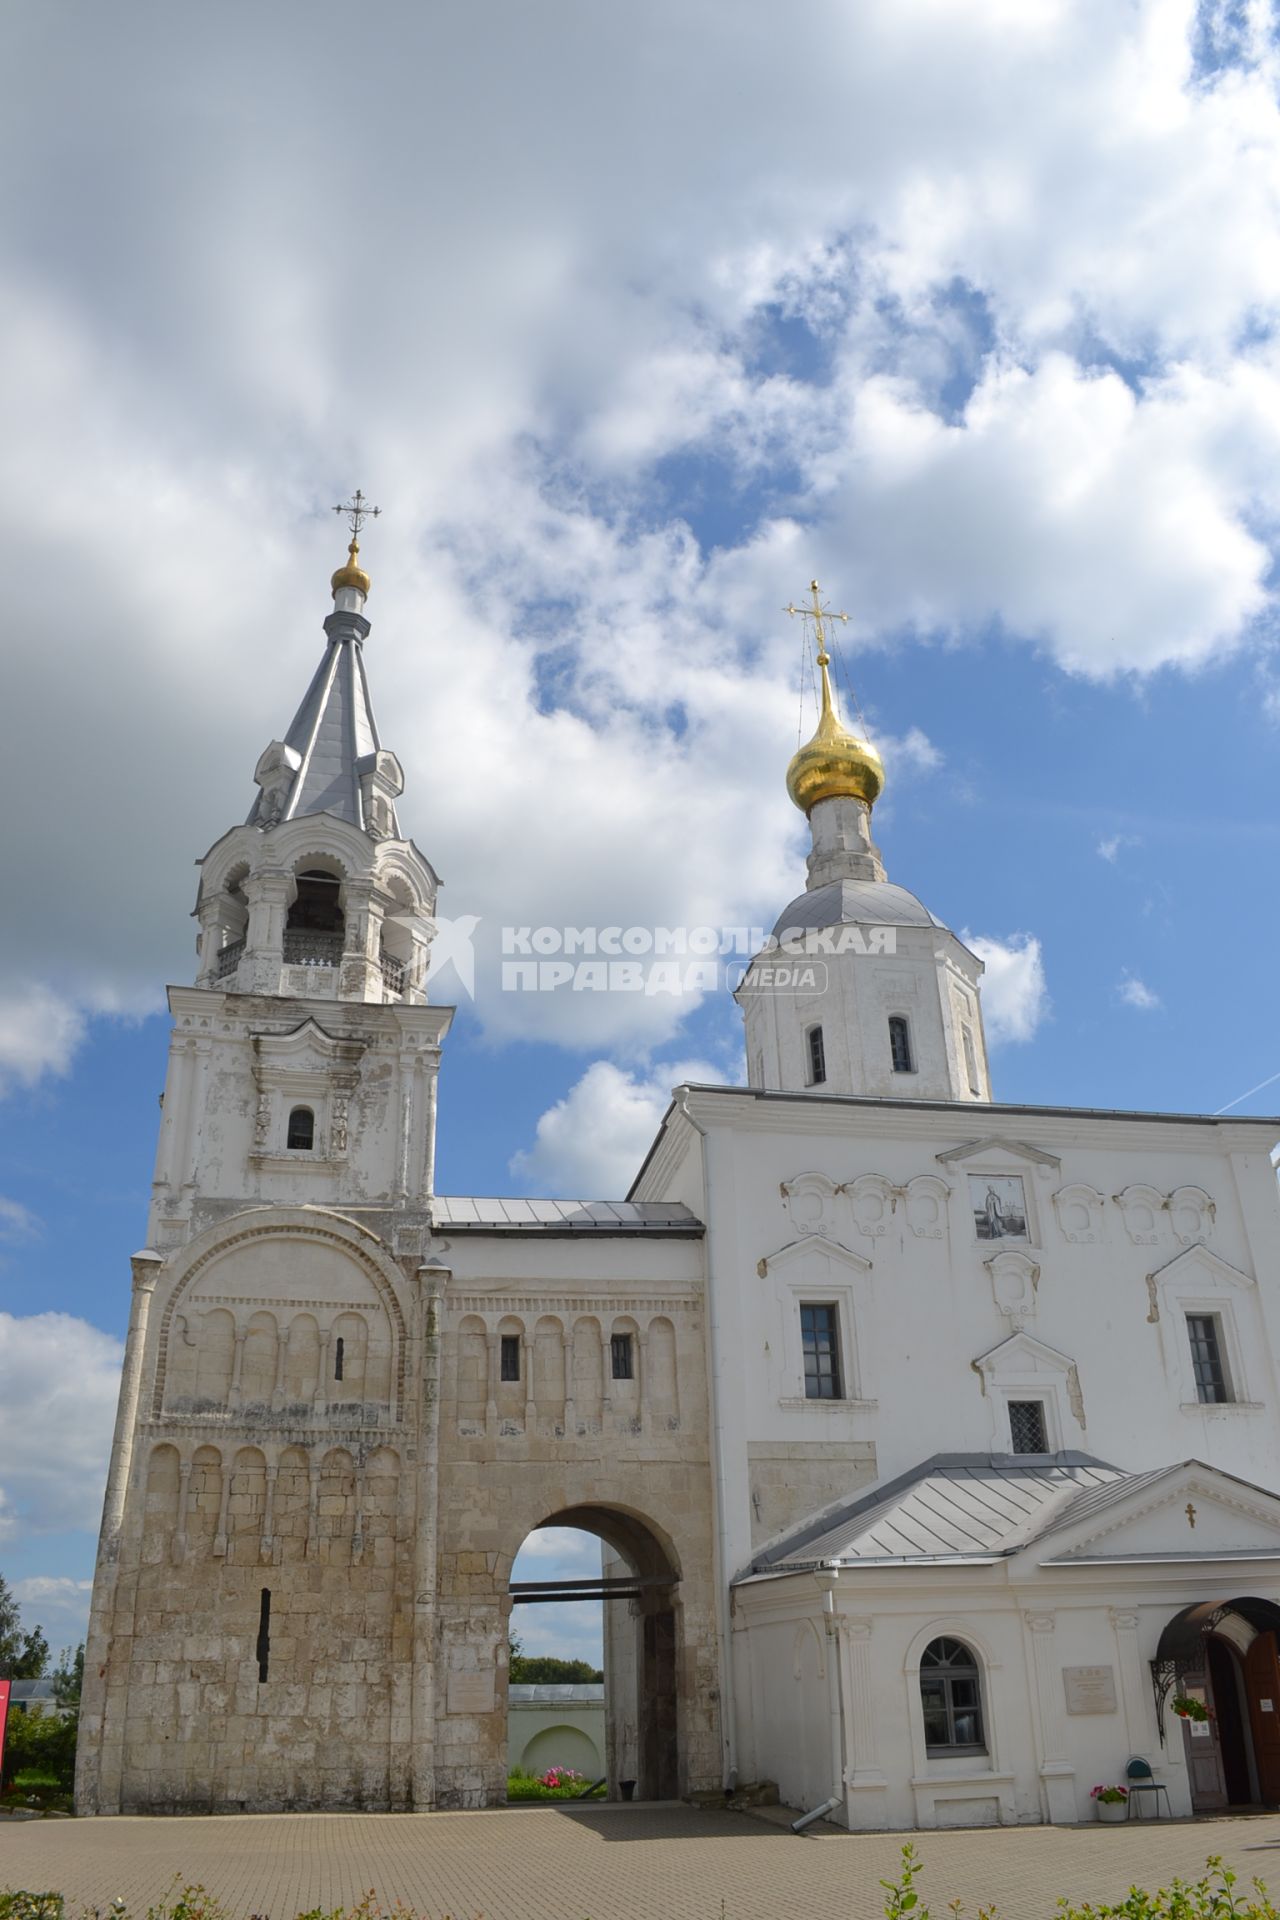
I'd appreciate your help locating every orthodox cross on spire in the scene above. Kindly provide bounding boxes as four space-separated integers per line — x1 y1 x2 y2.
785 578 849 666
333 489 381 540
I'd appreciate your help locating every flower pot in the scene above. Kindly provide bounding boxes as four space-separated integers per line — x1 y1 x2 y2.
1096 1799 1127 1822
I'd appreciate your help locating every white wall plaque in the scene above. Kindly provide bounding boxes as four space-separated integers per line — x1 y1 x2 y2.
1063 1665 1118 1715
447 1670 495 1715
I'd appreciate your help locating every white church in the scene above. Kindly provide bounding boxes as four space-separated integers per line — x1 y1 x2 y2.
78 517 1280 1829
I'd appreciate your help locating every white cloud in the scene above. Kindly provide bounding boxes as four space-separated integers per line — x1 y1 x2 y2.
0 1315 122 1538
0 1198 39 1241
1118 972 1162 1012
1097 833 1141 863
0 989 87 1095
964 931 1049 1045
511 1057 727 1196
3 1 1280 1071
11 1576 94 1650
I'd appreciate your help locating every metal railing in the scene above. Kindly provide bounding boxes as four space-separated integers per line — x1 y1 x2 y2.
283 929 344 967
380 952 407 994
214 940 245 980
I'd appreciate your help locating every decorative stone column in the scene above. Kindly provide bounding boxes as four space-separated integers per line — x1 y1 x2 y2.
411 1265 448 1810
1110 1609 1154 1754
1023 1611 1077 1823
243 868 291 994
100 1251 163 1552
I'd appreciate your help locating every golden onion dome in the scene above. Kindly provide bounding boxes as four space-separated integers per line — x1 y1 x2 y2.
331 538 371 599
786 646 884 813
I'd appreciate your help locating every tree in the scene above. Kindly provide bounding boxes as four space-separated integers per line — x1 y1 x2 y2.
0 1575 48 1681
509 1653 604 1684
52 1643 84 1711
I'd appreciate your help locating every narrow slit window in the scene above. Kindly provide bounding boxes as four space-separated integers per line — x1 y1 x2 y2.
500 1334 521 1382
801 1303 842 1400
611 1332 634 1380
287 1106 315 1151
1008 1399 1048 1454
807 1025 826 1086
963 1026 980 1094
256 1588 271 1684
334 1336 345 1382
1187 1314 1230 1403
888 1015 914 1074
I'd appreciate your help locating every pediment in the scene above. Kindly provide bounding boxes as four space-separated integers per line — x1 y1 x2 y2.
252 1019 367 1073
757 1234 872 1280
936 1136 1060 1172
974 1330 1073 1378
1149 1244 1254 1292
1038 1463 1280 1565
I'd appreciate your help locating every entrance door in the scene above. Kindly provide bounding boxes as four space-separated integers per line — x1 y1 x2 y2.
1179 1671 1228 1810
1244 1630 1280 1806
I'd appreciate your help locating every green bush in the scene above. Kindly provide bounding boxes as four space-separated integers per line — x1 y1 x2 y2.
0 1897 64 1920
1 1713 76 1792
877 1846 1279 1920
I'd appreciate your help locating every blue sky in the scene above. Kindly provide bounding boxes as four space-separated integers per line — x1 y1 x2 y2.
4 0 1280 1665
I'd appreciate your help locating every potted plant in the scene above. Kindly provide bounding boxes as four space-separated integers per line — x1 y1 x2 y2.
1091 1783 1129 1823
1171 1694 1210 1722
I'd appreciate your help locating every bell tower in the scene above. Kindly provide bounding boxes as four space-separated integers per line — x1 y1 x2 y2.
150 495 454 1245
737 582 991 1104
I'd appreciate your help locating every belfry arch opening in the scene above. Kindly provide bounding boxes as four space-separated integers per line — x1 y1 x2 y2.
508 1507 680 1802
285 867 345 967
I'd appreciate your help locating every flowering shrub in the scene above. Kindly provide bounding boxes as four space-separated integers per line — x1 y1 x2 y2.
1090 1784 1129 1804
1172 1694 1210 1722
537 1767 583 1790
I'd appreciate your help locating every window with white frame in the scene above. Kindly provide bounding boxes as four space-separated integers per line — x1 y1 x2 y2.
1007 1399 1049 1453
1186 1313 1231 1403
806 1025 826 1086
920 1637 986 1753
800 1302 842 1399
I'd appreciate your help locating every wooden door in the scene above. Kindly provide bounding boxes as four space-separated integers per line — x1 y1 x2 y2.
1179 1672 1228 1810
1245 1631 1280 1806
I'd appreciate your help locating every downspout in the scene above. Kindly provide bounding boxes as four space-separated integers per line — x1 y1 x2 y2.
792 1568 847 1834
676 1089 739 1790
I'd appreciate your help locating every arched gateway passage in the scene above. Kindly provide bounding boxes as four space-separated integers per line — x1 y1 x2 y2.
1154 1597 1280 1810
509 1506 680 1801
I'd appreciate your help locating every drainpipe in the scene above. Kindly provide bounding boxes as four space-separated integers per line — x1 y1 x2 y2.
792 1568 847 1835
676 1090 739 1790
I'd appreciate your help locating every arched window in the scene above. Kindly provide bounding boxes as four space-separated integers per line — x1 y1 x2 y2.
285 869 344 967
888 1015 914 1074
287 1106 315 1151
806 1025 826 1086
333 1335 345 1382
920 1637 985 1753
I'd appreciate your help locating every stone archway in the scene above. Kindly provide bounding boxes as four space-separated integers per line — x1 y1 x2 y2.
510 1505 682 1802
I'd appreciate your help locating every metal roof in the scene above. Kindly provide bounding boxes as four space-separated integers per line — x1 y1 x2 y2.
247 609 393 834
748 1454 1124 1574
431 1196 704 1236
771 879 945 941
509 1683 605 1706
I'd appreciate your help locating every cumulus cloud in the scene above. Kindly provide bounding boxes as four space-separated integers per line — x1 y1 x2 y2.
964 932 1049 1045
511 1057 727 1196
0 1315 122 1538
1118 972 1162 1012
11 1576 95 1648
1097 833 1140 863
3 0 1280 1077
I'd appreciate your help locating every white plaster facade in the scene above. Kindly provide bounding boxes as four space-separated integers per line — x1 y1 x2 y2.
79 551 1280 1827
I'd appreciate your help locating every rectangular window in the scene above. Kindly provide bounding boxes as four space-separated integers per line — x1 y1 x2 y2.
889 1015 913 1074
807 1026 826 1086
1008 1399 1048 1453
611 1332 634 1380
500 1334 521 1382
801 1303 842 1400
1187 1314 1230 1403
963 1026 980 1095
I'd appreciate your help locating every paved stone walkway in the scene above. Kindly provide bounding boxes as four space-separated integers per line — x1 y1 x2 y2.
3 1805 1280 1920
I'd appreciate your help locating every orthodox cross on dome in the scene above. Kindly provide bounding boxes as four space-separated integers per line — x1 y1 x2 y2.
785 578 849 666
333 489 381 539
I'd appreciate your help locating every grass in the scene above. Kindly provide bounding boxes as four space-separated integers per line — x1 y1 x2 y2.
505 1767 605 1802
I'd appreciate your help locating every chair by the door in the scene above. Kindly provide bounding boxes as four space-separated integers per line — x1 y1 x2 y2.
1125 1755 1173 1820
